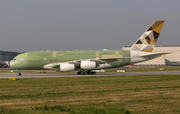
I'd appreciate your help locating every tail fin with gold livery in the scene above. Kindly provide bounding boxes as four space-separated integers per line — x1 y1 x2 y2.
130 21 165 52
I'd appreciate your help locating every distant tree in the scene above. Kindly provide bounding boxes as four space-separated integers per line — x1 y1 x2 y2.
0 51 20 56
0 51 21 61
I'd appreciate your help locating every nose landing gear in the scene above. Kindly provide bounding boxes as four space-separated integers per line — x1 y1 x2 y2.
17 72 21 76
16 69 21 76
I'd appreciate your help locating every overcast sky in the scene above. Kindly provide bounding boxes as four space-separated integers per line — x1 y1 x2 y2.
0 0 180 52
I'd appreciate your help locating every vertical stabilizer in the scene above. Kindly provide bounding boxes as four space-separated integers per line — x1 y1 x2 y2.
130 21 165 52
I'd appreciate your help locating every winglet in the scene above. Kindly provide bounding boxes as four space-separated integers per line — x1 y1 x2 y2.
130 21 165 52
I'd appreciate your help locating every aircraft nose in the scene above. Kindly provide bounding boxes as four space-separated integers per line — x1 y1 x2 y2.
9 61 12 68
10 60 15 69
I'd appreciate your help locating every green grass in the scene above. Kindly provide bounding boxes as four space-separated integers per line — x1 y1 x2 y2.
1 75 180 113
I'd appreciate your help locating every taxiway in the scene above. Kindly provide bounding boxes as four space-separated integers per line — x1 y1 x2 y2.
0 71 180 79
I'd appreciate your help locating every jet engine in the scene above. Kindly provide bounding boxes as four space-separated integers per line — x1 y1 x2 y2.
81 61 97 70
60 63 75 72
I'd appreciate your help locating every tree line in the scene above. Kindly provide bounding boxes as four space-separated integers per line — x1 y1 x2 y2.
0 51 21 57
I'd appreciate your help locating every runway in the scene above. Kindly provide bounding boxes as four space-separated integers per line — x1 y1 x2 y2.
0 71 180 79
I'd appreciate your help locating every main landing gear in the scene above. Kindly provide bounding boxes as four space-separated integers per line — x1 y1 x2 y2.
77 70 96 75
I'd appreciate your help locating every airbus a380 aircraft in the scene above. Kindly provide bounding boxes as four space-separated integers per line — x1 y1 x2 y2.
10 21 168 76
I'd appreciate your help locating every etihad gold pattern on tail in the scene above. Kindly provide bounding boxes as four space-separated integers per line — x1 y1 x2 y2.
130 21 165 52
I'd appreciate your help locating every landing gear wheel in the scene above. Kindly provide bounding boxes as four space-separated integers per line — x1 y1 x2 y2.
87 72 91 75
17 73 21 76
16 69 21 76
77 72 81 75
91 72 96 75
77 70 96 75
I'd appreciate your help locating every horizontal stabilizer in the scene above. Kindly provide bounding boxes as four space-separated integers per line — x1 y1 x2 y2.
139 52 171 57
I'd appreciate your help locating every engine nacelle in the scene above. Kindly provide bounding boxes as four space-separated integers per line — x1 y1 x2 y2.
60 63 75 72
81 61 97 70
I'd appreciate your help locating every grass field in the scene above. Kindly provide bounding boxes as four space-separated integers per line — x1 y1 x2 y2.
0 74 180 114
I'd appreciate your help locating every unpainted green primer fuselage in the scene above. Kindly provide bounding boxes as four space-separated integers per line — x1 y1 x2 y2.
10 50 131 70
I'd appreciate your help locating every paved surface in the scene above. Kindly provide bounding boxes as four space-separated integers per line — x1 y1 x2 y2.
0 71 180 79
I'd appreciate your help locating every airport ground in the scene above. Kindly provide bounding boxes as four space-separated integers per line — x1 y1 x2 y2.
1 67 180 114
1 66 180 74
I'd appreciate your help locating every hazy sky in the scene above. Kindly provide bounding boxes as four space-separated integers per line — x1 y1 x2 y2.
0 0 180 52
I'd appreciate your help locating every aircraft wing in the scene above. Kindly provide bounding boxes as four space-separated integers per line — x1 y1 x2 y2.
62 57 131 65
43 57 131 70
95 57 131 63
67 57 131 64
